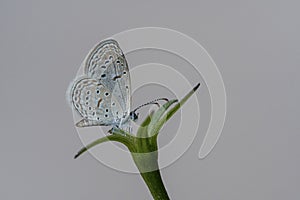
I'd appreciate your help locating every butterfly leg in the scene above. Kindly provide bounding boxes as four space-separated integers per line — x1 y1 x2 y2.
127 126 133 134
108 125 119 134
108 125 127 135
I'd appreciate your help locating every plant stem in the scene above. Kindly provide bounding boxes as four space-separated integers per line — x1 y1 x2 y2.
131 148 170 200
140 170 170 200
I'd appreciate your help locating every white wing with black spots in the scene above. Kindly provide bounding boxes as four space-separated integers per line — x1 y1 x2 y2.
68 39 131 128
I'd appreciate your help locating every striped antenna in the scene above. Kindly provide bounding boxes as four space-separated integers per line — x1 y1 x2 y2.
132 98 169 113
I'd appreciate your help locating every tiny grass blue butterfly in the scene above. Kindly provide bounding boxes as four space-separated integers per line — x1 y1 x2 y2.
68 39 168 132
68 39 134 131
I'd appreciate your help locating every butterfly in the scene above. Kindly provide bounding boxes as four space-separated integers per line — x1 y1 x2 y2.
68 39 167 132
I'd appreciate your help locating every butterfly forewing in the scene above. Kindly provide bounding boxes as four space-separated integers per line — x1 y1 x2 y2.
84 39 123 80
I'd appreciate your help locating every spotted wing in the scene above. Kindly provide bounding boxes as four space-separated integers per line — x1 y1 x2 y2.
84 39 131 126
84 39 123 80
69 76 117 127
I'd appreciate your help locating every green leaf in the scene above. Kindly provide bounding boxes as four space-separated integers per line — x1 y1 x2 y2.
74 134 135 159
136 110 154 138
147 99 178 137
152 83 200 136
166 83 200 121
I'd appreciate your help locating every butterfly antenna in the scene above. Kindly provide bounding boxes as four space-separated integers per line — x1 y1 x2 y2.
151 97 169 102
132 98 169 113
132 102 159 113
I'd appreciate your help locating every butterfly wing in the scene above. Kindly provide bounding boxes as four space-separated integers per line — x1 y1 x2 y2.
85 39 123 81
69 76 117 127
69 39 131 128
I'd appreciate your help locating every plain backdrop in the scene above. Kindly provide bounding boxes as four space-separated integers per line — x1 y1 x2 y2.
1 1 299 199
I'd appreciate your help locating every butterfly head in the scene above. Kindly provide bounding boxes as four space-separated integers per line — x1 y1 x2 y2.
129 111 139 122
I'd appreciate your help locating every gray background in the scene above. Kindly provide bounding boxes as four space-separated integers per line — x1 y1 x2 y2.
1 0 299 199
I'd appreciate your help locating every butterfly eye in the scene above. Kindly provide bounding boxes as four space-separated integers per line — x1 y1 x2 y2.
86 91 90 95
105 109 109 112
105 114 108 118
123 71 127 75
101 74 106 78
105 92 109 96
101 65 106 69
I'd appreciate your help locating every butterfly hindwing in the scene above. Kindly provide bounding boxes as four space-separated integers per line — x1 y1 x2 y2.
70 76 116 126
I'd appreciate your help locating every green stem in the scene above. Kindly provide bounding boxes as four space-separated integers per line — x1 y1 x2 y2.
131 147 170 200
140 170 170 200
